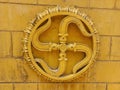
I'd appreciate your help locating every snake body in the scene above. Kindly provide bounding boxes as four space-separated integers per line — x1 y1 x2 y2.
72 43 92 73
32 18 67 77
32 16 92 77
32 18 51 51
59 16 92 73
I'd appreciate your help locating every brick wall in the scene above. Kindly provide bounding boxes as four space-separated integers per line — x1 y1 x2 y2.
0 0 120 90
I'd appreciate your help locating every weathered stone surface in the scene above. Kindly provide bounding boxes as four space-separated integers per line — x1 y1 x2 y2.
0 84 13 90
9 0 37 4
14 83 37 90
0 32 11 57
38 83 106 90
0 3 53 31
88 9 120 35
111 37 120 60
97 36 111 60
90 0 115 8
12 32 23 57
108 84 120 90
89 61 120 82
116 0 120 9
0 58 38 82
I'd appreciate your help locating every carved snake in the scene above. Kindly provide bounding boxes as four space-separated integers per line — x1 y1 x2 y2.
59 16 92 73
32 16 92 77
32 18 67 77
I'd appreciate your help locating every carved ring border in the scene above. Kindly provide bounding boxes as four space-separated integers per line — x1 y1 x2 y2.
23 6 99 82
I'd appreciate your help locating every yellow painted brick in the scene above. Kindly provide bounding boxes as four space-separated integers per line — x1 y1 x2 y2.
9 0 37 4
65 0 89 7
111 37 120 60
22 60 42 82
90 0 115 8
97 36 111 60
14 83 37 90
88 9 120 35
0 84 13 90
0 58 38 82
0 0 8 2
8 4 50 31
116 0 120 8
84 83 106 90
38 0 65 5
38 83 106 90
0 58 24 82
0 32 11 57
0 4 9 30
0 3 53 31
39 83 82 90
38 0 89 7
12 32 23 57
89 61 120 82
108 84 120 90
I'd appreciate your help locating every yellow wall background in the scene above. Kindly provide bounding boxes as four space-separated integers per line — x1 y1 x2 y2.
0 0 120 90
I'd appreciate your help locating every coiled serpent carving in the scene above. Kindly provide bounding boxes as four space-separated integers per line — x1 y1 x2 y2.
32 16 92 77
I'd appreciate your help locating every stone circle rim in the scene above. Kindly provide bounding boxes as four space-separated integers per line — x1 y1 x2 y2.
23 6 99 82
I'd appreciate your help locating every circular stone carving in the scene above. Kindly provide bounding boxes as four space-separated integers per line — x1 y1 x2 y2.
23 6 99 82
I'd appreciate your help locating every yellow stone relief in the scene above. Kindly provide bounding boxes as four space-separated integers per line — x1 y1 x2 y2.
23 6 99 82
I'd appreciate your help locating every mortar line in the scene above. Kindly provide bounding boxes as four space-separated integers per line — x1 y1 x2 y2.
88 0 90 9
37 83 39 90
0 82 107 84
76 6 120 11
0 1 56 6
114 0 117 9
109 37 112 60
100 35 120 37
0 82 120 84
12 83 15 90
0 57 23 60
106 83 108 90
96 60 120 62
36 0 38 4
0 30 23 32
10 32 13 57
0 1 120 11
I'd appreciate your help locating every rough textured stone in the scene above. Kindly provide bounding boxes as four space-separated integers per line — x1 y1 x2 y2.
90 0 115 8
111 37 120 60
97 36 111 60
38 83 106 90
108 84 120 90
38 0 89 7
14 83 37 90
38 0 65 5
0 4 9 30
88 9 120 35
116 0 120 9
0 32 11 57
0 3 53 31
0 58 38 82
0 0 8 2
65 0 89 7
12 32 23 57
0 84 13 90
9 0 37 4
89 61 120 82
